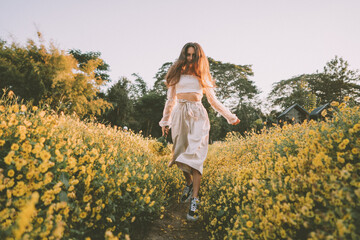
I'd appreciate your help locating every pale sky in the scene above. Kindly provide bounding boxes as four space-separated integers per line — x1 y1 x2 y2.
1 0 360 105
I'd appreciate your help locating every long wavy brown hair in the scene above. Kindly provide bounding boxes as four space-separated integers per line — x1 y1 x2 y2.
165 42 216 89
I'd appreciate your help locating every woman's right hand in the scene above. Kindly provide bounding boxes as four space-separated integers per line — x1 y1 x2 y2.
162 126 169 136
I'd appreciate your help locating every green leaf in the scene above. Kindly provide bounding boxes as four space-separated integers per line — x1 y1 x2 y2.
59 190 68 202
60 172 70 188
217 209 224 217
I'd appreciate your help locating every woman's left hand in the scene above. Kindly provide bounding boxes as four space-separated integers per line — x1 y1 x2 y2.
162 126 170 136
232 118 240 125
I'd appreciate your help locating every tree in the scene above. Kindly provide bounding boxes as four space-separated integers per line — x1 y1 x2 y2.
268 74 318 112
101 74 165 138
268 56 360 113
208 57 258 105
133 91 165 137
152 62 172 96
0 32 111 117
68 49 111 83
308 56 360 104
103 77 133 127
128 73 148 100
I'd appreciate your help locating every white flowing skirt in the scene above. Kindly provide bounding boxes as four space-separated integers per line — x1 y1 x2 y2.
169 99 210 175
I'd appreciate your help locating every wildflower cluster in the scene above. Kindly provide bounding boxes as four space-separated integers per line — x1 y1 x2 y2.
201 98 359 239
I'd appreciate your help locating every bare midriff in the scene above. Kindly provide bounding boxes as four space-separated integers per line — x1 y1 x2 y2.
177 92 202 102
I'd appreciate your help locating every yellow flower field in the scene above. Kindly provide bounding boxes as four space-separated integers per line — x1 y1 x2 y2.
1 90 359 239
201 98 359 239
0 92 182 239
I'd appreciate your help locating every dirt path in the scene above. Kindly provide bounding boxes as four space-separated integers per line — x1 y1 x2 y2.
133 200 210 240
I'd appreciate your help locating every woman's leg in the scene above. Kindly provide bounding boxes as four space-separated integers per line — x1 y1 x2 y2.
192 169 201 198
183 171 192 186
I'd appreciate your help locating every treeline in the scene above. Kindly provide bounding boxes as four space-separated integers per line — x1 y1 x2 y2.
1 33 359 141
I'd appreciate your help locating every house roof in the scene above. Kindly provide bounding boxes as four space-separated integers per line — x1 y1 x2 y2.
310 103 330 116
278 103 309 119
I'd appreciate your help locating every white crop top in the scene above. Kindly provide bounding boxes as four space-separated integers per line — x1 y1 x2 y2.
175 75 203 95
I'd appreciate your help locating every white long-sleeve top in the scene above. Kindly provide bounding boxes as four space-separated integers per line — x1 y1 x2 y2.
159 75 238 128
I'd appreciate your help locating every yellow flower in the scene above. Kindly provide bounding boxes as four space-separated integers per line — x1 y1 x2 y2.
12 181 26 197
20 105 27 112
8 115 18 126
32 143 42 154
242 214 249 220
83 195 92 202
210 218 217 226
39 150 51 161
314 216 321 224
18 125 27 135
8 90 14 98
331 101 339 107
24 119 32 127
276 194 286 202
339 102 346 109
12 104 19 113
338 139 349 150
26 171 34 180
22 142 32 153
39 111 46 118
8 169 15 177
11 143 19 151
4 155 13 165
39 163 48 173
353 123 360 132
79 212 87 219
37 217 44 224
246 221 253 228
67 157 77 169
352 148 359 154
321 109 327 117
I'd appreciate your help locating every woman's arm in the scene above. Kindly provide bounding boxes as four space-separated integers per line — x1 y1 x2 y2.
159 85 177 128
204 87 239 124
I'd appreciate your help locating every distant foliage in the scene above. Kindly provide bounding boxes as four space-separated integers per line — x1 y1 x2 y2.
269 56 360 112
0 32 111 118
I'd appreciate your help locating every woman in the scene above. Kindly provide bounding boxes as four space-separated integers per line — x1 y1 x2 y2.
159 42 240 221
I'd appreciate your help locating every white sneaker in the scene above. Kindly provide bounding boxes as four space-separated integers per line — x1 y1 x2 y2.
186 197 199 221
